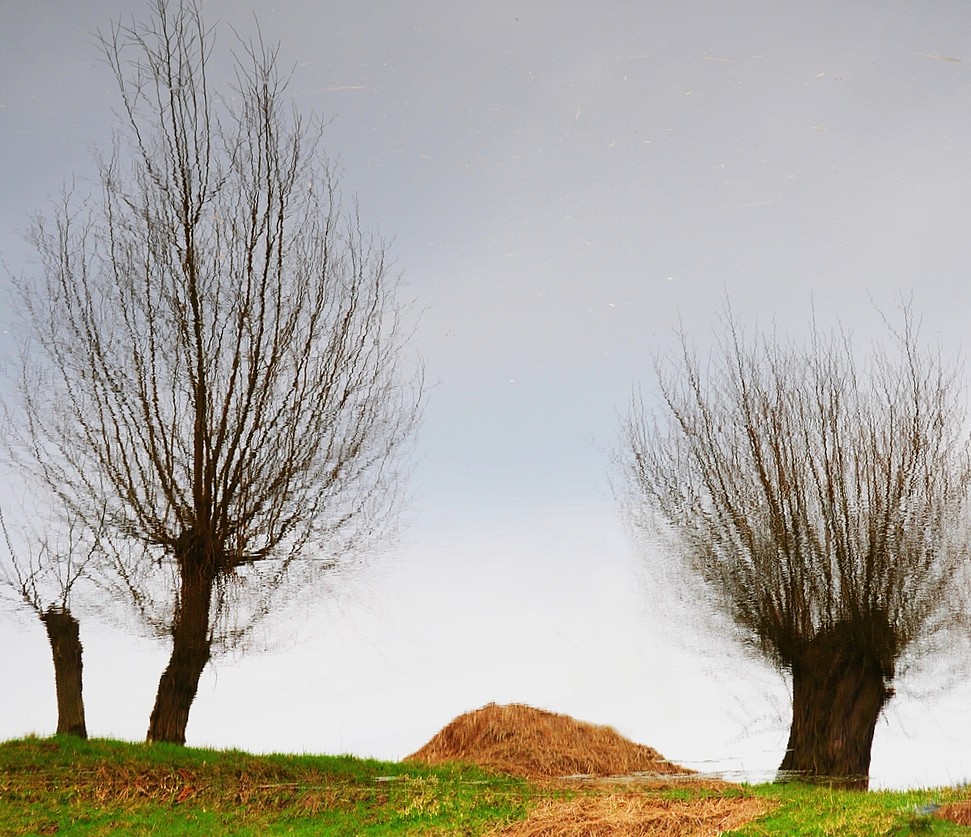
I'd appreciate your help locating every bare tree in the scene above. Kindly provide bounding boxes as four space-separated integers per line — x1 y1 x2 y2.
0 503 102 738
10 0 421 745
619 309 971 789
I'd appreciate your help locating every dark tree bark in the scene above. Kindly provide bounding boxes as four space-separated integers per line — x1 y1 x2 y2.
39 606 87 739
147 540 215 744
778 623 893 790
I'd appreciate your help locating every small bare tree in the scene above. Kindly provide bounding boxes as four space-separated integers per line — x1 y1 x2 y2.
11 0 420 745
619 309 971 789
0 503 102 739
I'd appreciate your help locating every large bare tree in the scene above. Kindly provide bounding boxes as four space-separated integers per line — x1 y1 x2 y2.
619 310 971 789
11 0 420 745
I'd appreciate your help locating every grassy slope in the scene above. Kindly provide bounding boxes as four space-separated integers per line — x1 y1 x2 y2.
2 736 971 836
0 736 534 836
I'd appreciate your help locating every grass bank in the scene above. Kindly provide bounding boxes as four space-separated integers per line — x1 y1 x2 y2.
2 736 970 835
734 782 971 836
0 735 533 835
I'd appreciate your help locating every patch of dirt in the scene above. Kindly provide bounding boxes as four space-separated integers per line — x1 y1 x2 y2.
937 801 971 825
404 702 695 781
488 793 774 837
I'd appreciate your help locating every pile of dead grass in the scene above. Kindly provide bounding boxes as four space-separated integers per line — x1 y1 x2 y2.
404 704 775 836
488 793 774 837
405 703 695 781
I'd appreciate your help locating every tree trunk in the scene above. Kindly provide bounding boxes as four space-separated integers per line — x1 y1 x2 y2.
777 627 893 790
147 552 215 745
40 606 87 739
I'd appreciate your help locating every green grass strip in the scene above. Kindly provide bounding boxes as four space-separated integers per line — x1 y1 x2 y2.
3 736 971 836
0 735 534 836
727 782 971 836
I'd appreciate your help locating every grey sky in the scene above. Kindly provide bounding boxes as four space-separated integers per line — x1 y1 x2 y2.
3 0 971 788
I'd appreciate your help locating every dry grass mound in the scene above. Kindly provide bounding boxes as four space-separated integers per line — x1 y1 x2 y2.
405 703 694 781
489 793 773 837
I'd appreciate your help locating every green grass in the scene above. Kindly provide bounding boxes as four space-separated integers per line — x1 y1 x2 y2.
728 782 971 836
2 736 971 836
0 735 535 836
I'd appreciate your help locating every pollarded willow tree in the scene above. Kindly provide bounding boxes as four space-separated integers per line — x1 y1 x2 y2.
619 309 971 789
12 0 421 745
0 503 102 739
